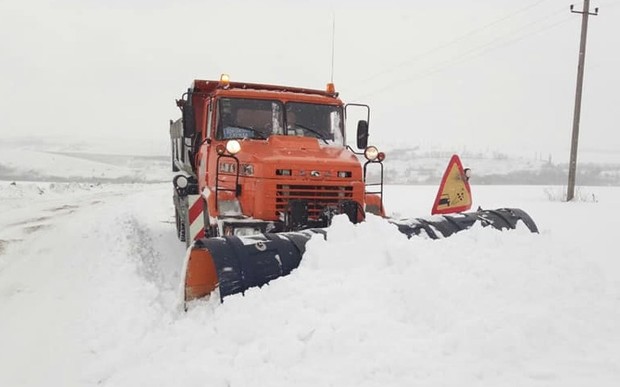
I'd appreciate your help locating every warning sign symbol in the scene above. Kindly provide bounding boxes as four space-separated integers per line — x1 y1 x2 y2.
431 155 472 215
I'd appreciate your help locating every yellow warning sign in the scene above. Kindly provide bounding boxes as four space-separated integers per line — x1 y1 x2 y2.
431 155 472 215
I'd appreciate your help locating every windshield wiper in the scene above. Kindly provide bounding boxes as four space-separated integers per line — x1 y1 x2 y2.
290 123 329 144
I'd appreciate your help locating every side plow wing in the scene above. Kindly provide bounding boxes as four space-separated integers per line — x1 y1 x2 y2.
184 208 538 303
390 207 539 239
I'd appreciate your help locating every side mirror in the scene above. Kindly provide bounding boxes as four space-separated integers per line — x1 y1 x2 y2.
182 104 196 138
356 120 369 149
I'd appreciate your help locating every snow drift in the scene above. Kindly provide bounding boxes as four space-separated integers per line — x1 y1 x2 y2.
0 182 619 386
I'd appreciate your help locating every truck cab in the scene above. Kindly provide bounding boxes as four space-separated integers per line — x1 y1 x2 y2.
171 75 384 245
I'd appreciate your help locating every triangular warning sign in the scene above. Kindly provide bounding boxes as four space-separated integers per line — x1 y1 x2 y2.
431 155 472 215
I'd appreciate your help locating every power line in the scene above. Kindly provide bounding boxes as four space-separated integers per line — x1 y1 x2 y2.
352 11 573 100
355 0 554 86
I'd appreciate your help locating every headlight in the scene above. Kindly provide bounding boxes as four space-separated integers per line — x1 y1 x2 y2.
364 146 379 161
226 140 241 155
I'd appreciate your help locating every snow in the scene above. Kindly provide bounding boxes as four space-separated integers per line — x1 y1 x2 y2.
1 179 619 386
0 138 168 183
0 139 618 385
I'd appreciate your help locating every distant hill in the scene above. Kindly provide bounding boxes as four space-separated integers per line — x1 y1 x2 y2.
2 136 618 185
373 147 620 186
0 137 169 183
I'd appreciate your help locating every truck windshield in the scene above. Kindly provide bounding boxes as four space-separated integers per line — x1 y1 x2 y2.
285 102 344 146
217 98 283 140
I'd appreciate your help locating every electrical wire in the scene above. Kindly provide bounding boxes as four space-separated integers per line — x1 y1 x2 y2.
351 8 573 100
356 0 554 86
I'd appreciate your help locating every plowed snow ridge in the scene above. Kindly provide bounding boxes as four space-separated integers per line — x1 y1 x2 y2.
0 182 619 386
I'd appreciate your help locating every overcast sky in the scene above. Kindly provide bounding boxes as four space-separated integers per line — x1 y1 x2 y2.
1 0 618 161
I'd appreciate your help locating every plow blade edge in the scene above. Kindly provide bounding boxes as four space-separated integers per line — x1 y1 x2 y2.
390 207 539 239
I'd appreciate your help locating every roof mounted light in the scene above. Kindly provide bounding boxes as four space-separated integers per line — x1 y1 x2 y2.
219 73 230 88
326 82 336 94
226 140 241 155
364 146 379 161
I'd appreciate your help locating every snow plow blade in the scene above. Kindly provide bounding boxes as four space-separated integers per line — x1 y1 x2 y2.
184 229 327 302
184 208 537 303
390 207 539 239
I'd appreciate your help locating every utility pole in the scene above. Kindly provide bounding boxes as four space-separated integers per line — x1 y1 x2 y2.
567 1 598 201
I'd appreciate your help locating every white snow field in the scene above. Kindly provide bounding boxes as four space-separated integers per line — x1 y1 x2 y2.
1 181 619 387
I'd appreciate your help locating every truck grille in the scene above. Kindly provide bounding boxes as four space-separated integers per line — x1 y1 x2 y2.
276 184 354 217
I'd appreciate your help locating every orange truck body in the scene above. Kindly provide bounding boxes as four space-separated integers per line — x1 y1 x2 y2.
171 77 383 244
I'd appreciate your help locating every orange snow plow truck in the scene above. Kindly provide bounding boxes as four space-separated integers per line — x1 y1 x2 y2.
170 75 538 304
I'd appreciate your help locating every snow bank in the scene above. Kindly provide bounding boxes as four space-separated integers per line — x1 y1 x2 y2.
1 184 619 386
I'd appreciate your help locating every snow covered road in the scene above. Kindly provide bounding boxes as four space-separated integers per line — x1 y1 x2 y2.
0 182 184 386
1 182 619 386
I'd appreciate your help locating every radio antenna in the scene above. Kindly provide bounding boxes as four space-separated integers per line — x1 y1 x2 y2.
330 13 336 83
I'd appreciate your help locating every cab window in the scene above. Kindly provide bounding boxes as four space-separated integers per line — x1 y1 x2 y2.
285 103 344 145
217 98 283 140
